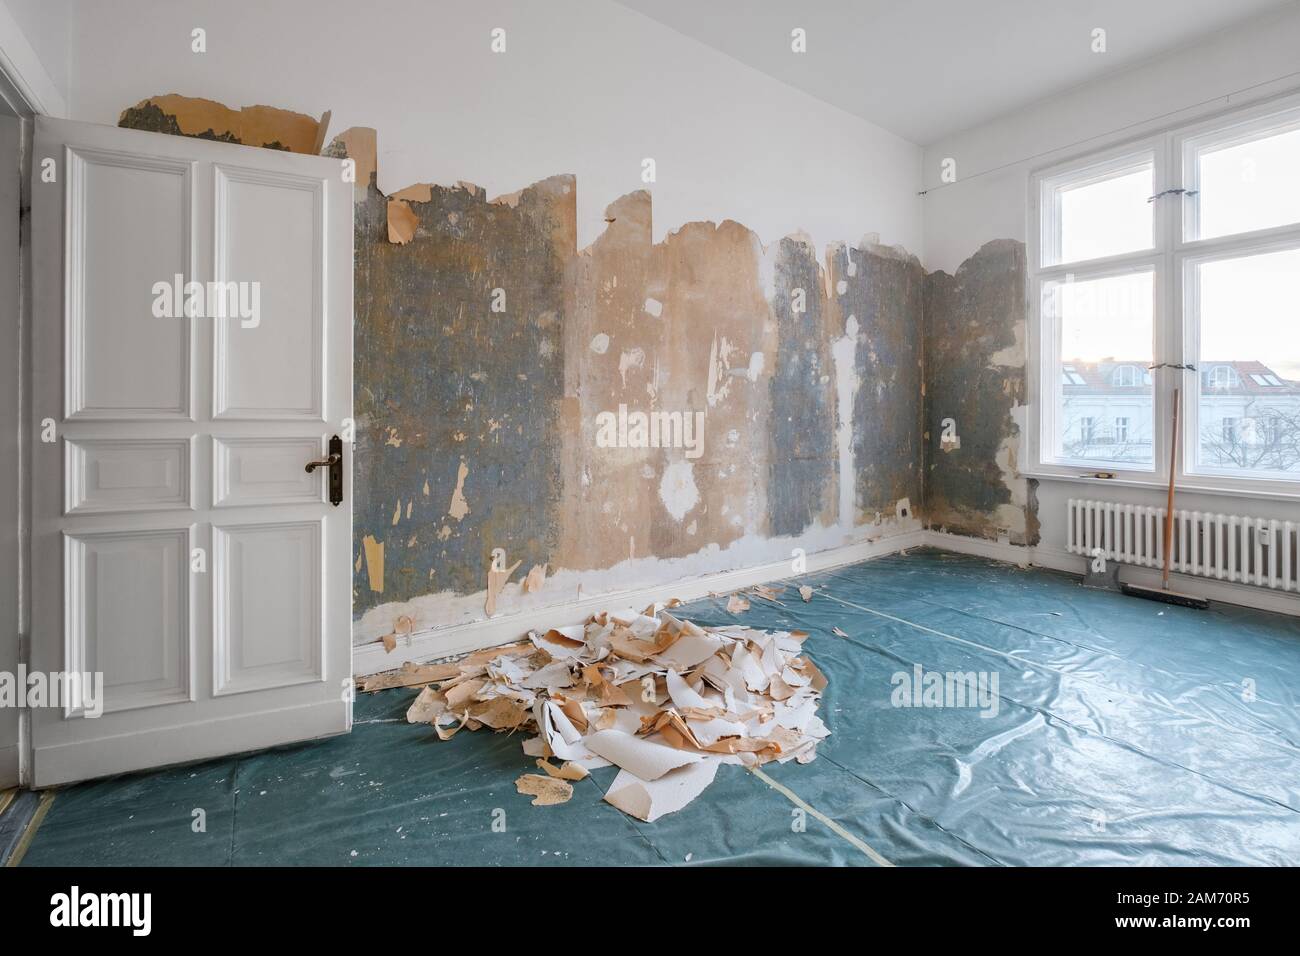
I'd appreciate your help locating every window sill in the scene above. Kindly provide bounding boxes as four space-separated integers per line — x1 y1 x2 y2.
1022 469 1300 504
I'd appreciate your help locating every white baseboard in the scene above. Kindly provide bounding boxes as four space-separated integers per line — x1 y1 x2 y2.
923 530 1300 618
354 526 1300 677
353 529 927 675
922 530 1034 567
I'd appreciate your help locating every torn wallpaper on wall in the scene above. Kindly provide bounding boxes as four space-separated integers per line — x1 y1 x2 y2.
118 95 1035 650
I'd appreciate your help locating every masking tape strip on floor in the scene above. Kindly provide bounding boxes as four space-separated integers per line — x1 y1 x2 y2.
0 789 14 817
749 765 893 866
5 791 55 868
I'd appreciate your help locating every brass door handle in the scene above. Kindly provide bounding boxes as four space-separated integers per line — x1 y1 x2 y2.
305 436 344 506
304 453 340 473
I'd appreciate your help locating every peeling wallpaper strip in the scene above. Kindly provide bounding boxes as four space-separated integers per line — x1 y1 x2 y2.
119 94 327 154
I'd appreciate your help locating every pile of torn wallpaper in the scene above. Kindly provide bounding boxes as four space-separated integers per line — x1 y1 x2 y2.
361 591 828 821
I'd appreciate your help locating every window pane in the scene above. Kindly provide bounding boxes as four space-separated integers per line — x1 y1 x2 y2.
1195 247 1300 477
1056 164 1152 264
1046 271 1155 467
1195 125 1300 240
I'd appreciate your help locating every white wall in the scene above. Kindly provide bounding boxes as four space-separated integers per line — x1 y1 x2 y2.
0 0 69 115
921 4 1300 272
65 0 922 257
920 5 1300 557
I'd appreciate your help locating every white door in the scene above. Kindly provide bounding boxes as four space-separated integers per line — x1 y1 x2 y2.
30 116 353 786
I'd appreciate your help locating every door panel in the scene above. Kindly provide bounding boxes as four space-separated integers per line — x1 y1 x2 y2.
212 436 324 508
31 116 353 786
64 526 193 715
212 519 323 697
65 437 194 513
213 165 324 420
65 146 193 420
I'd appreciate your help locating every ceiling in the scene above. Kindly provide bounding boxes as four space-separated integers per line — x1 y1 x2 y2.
614 0 1297 145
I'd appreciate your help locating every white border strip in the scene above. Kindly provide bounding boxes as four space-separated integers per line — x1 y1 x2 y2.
356 528 1298 677
354 530 927 675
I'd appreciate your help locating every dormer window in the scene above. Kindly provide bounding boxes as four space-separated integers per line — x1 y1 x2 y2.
1112 365 1140 387
1207 365 1238 389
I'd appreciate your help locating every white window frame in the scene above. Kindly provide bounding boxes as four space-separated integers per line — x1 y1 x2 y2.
1028 91 1300 500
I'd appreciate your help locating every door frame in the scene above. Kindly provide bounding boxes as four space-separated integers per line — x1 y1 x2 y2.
1 0 65 783
0 33 40 788
0 112 24 788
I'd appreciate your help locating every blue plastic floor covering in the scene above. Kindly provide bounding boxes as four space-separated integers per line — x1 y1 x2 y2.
16 548 1300 866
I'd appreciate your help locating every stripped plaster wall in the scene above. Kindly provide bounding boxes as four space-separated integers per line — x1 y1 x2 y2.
333 130 926 644
117 93 1030 647
922 239 1038 546
350 168 574 611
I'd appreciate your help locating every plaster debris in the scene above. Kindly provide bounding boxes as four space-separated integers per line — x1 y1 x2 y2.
606 761 719 822
382 616 414 653
523 563 548 593
799 586 814 602
369 607 829 822
515 773 574 806
536 758 588 781
484 558 523 617
360 660 459 693
726 594 751 614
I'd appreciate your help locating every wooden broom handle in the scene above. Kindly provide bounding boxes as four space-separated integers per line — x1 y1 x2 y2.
1163 388 1180 589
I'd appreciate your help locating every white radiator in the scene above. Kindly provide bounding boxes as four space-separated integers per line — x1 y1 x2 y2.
1066 498 1299 592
